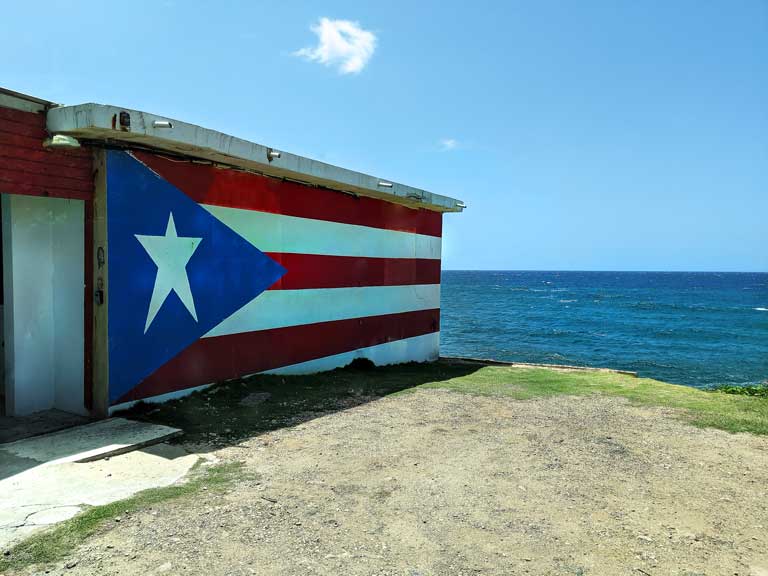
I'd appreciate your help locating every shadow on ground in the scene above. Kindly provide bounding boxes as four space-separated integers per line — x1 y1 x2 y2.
0 410 92 445
118 359 483 452
1 411 95 481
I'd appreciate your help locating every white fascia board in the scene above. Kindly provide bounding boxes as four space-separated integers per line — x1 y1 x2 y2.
46 103 465 213
0 87 52 113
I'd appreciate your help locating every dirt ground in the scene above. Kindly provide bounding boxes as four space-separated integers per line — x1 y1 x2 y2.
19 389 768 576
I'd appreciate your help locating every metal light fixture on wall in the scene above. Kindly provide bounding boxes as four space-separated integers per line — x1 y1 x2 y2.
266 148 281 162
43 134 81 149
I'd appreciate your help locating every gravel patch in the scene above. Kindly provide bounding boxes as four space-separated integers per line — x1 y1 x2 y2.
14 390 768 575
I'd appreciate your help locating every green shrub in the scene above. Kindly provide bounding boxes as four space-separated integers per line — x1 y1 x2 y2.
712 383 768 398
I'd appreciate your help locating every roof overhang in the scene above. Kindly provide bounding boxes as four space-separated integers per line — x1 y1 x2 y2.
46 103 465 213
0 87 54 113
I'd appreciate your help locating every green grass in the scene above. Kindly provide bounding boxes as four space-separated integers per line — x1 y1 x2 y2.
0 462 245 573
411 363 768 435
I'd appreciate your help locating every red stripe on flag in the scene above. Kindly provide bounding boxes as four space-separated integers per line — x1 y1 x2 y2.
133 151 442 237
115 308 440 404
266 254 441 290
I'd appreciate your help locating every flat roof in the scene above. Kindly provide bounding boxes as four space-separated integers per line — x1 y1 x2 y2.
0 87 54 113
46 103 465 213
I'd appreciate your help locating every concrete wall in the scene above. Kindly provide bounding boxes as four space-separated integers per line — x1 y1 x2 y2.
106 150 443 407
2 194 85 416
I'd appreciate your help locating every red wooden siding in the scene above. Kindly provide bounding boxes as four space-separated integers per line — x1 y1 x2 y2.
134 151 443 237
0 103 95 413
0 106 93 200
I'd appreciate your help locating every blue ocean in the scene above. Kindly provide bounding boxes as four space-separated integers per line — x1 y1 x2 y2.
440 271 768 389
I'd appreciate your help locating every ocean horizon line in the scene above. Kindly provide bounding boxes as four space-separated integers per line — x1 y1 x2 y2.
440 269 768 274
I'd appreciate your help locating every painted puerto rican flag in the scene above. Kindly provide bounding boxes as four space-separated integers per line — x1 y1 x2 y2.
106 150 441 405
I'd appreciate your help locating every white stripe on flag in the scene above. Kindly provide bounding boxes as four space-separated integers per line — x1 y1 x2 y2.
204 284 441 338
202 204 442 260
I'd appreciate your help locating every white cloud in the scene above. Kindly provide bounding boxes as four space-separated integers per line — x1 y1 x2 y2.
439 138 459 151
294 18 377 75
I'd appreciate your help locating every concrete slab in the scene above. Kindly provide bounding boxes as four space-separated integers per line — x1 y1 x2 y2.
0 450 39 479
0 418 194 550
0 409 91 444
25 506 82 525
47 103 466 213
0 418 181 466
0 443 199 550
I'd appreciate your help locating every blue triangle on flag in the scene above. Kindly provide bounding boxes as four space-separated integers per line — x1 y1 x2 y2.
106 150 286 404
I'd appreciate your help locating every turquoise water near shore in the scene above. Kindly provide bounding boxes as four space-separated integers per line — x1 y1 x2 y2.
440 271 768 388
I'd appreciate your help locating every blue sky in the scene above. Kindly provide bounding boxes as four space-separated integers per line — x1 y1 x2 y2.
2 1 766 271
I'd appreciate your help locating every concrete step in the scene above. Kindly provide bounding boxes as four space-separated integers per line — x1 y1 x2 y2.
0 418 181 466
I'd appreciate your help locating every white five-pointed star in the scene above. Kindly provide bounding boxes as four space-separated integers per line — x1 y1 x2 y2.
135 213 203 333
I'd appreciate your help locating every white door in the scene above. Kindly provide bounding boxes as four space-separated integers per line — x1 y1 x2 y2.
2 194 85 416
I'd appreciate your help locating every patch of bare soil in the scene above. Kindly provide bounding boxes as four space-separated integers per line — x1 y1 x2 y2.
25 391 768 575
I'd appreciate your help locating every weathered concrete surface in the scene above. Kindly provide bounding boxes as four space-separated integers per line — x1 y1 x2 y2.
47 104 466 213
0 419 195 549
0 418 181 467
0 410 91 444
0 443 198 549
